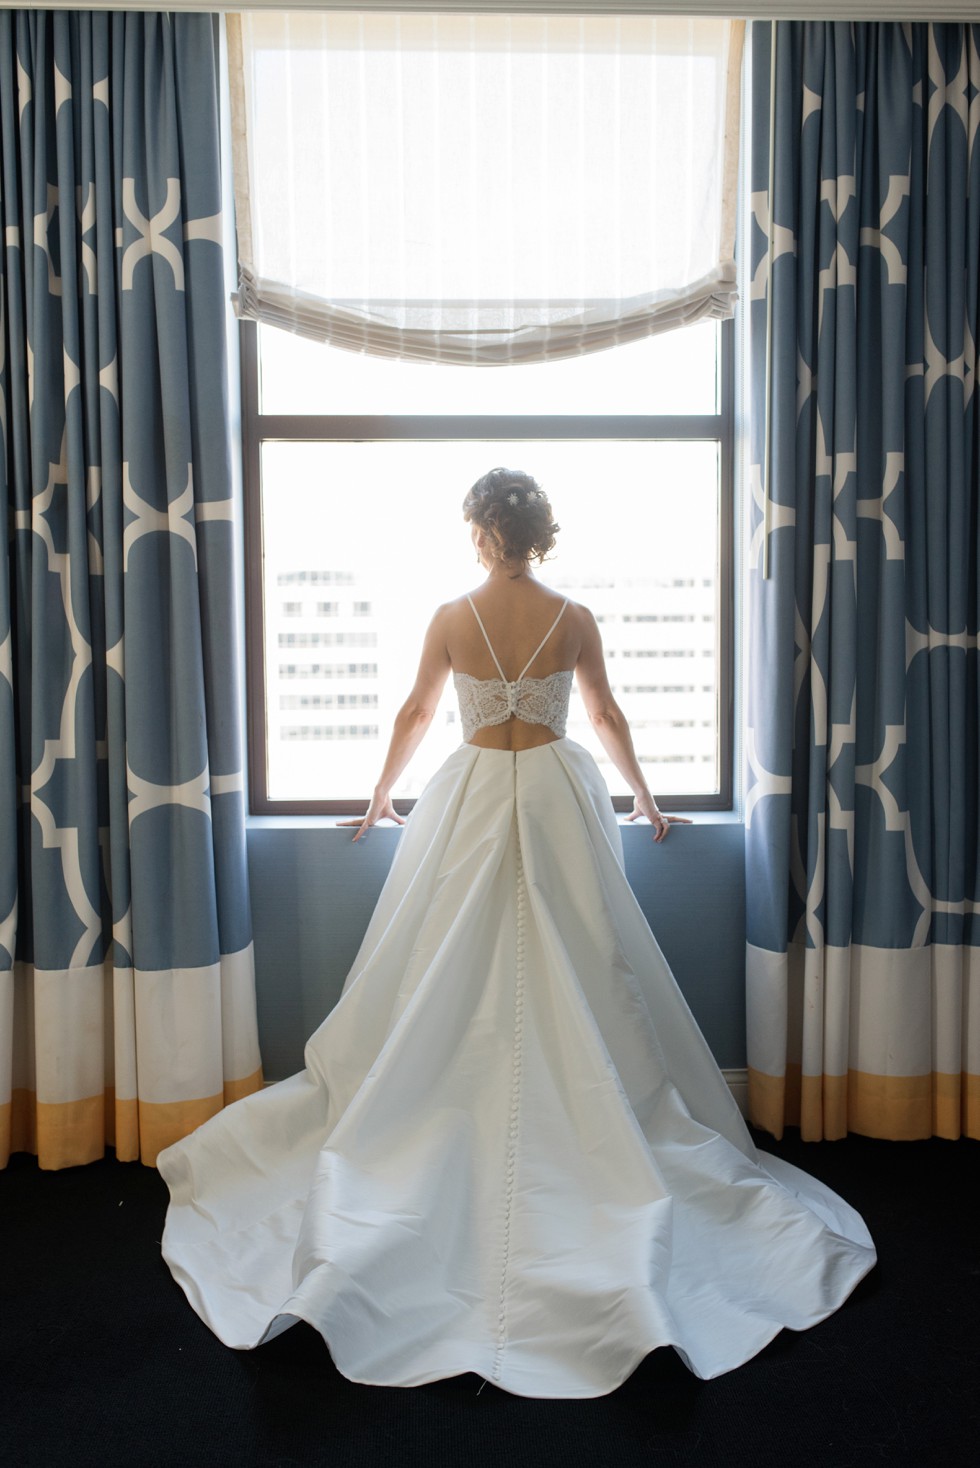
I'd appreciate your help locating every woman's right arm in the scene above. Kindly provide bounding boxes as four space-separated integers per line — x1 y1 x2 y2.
573 606 688 842
339 605 452 841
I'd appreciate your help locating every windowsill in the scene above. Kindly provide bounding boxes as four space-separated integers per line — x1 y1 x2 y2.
245 808 744 831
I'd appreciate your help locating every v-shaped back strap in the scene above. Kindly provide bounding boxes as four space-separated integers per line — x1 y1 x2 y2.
466 595 569 682
465 596 509 682
517 599 569 679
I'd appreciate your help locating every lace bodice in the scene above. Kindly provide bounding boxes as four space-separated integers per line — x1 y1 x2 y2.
454 668 574 741
454 596 573 742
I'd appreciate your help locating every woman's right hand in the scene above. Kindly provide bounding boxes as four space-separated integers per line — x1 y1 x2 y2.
338 792 406 843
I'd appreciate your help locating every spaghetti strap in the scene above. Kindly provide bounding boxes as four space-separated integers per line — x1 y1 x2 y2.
517 599 569 680
465 595 509 683
465 595 570 682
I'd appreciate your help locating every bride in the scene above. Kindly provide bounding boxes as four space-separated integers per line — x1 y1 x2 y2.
158 468 875 1399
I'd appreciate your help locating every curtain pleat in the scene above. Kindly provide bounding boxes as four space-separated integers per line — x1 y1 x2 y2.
0 9 262 1170
745 20 980 1142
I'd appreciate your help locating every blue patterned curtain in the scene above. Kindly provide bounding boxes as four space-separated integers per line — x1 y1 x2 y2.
0 10 262 1170
746 21 979 1142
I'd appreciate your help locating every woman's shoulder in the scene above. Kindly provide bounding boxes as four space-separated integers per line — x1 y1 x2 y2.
433 585 597 629
430 592 476 624
553 593 598 630
459 582 592 609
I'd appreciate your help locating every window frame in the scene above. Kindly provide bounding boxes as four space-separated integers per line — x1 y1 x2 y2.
241 317 734 817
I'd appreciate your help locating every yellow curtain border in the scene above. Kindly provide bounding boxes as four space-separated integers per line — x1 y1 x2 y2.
0 1068 264 1171
749 1064 980 1143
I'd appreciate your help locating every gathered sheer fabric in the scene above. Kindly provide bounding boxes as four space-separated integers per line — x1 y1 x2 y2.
227 11 743 363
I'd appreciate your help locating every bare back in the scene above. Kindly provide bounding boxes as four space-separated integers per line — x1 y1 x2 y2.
446 581 583 750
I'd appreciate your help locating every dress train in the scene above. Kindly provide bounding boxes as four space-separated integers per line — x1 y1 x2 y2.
158 738 875 1399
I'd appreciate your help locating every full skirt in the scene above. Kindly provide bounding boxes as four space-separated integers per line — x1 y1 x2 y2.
158 738 875 1398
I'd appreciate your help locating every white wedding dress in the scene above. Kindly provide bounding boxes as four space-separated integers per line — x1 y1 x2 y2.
158 607 875 1399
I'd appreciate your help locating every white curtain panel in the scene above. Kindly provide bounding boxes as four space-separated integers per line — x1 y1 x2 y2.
227 10 743 363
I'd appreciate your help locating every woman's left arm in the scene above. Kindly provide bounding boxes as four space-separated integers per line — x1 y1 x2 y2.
339 606 453 841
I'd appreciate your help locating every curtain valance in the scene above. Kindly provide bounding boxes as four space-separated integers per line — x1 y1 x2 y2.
227 10 743 363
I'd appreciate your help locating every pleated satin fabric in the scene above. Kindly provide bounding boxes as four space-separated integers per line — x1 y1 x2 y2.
159 739 874 1398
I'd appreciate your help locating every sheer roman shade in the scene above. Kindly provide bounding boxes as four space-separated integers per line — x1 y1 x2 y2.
227 10 743 364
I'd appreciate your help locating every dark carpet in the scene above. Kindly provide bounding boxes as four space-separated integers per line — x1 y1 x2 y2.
1 1129 976 1468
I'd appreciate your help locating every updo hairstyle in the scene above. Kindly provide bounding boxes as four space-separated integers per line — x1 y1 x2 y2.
462 468 560 566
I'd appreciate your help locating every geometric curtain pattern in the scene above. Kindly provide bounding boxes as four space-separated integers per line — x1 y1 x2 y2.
745 21 980 1141
0 10 262 1170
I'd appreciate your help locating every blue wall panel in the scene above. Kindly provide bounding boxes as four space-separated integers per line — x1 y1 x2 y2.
247 820 746 1081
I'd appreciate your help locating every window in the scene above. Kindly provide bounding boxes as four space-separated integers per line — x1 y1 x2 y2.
242 319 734 815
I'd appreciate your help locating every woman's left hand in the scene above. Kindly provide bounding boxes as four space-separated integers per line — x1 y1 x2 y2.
338 792 406 842
625 794 692 843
